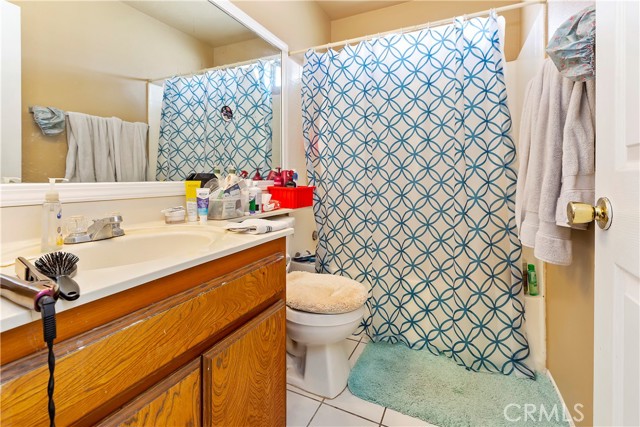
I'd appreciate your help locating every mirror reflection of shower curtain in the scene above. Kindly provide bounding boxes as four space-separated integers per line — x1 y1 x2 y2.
302 15 534 378
156 59 277 181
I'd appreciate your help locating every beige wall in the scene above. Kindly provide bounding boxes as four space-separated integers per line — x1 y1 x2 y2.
331 1 523 61
17 1 215 182
230 1 331 52
545 229 594 426
213 37 278 66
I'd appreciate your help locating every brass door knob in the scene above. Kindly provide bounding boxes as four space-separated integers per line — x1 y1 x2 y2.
567 197 613 230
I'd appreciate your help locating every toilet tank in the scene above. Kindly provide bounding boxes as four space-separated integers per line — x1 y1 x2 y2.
289 260 316 273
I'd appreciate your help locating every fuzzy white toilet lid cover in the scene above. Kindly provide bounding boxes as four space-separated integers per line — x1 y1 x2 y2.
286 271 369 314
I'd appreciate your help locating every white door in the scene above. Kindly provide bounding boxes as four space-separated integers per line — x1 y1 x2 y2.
594 1 640 426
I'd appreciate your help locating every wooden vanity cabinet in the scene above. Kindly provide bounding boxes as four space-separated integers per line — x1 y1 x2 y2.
0 238 287 427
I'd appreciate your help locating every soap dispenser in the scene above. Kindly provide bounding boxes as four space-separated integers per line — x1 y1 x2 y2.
41 178 67 252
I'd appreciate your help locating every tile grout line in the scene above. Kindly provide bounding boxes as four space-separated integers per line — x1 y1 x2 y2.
379 407 387 427
305 400 323 427
321 400 385 425
348 341 360 359
287 387 324 403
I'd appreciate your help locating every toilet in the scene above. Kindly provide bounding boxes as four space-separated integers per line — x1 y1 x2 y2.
286 262 367 398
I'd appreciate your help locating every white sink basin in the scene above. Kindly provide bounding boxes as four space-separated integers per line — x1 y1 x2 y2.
0 225 231 271
0 220 293 333
66 226 223 270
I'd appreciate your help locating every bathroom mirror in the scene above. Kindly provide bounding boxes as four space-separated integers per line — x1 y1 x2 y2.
2 0 285 187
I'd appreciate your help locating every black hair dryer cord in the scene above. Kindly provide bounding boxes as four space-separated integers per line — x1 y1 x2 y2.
39 296 57 427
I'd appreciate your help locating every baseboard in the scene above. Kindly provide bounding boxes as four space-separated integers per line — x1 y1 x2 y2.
546 370 577 427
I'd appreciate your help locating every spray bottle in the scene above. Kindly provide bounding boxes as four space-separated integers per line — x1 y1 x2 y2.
41 178 67 253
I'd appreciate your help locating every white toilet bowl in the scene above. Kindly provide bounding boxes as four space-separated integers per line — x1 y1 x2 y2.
286 305 365 398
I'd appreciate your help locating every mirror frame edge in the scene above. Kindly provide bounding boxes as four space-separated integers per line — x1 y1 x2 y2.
0 0 289 208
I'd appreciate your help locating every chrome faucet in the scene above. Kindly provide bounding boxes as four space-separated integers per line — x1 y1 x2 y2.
64 214 125 244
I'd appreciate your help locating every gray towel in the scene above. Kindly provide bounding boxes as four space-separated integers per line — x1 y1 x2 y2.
65 112 148 182
65 112 115 182
32 105 66 136
554 78 595 226
109 117 148 182
516 59 595 266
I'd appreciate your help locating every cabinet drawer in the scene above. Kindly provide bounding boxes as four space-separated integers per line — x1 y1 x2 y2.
1 254 285 426
97 359 201 427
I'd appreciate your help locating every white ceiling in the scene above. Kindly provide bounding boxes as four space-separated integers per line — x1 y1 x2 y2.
124 1 260 47
315 0 409 20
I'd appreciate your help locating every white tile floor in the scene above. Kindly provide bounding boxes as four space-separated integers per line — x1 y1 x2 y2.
287 336 438 427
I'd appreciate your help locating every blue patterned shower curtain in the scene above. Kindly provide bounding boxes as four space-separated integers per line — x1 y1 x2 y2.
156 59 277 181
302 15 533 378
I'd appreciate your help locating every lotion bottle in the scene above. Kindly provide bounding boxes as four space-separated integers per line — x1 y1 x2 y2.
41 178 67 252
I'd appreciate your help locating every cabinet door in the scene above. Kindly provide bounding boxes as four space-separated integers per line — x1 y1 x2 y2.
203 301 286 427
97 360 201 427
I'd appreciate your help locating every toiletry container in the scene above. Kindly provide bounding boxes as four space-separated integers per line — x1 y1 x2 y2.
273 167 284 187
185 181 200 222
242 179 252 215
41 178 67 252
225 168 240 187
161 207 186 224
527 264 539 296
248 181 262 214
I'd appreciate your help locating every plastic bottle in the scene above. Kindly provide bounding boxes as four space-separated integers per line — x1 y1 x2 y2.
225 168 239 187
242 179 251 215
41 178 67 252
248 181 263 214
273 167 284 187
527 264 539 296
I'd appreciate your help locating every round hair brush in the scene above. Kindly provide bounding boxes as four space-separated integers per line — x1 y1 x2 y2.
36 252 81 301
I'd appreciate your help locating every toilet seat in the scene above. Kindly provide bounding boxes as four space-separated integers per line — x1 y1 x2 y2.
286 306 365 327
287 271 368 314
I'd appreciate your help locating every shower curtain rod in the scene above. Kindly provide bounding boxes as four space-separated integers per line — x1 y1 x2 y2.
289 0 546 56
148 54 281 83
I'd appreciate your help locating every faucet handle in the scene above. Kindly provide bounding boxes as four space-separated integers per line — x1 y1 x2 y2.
66 215 89 235
64 216 91 244
103 212 123 223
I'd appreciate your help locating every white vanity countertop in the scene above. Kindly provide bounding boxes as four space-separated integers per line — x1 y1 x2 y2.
0 221 293 333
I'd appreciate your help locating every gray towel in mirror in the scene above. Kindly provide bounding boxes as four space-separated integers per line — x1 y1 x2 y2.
32 105 66 136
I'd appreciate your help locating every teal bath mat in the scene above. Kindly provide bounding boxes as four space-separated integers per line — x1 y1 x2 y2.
348 342 570 427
